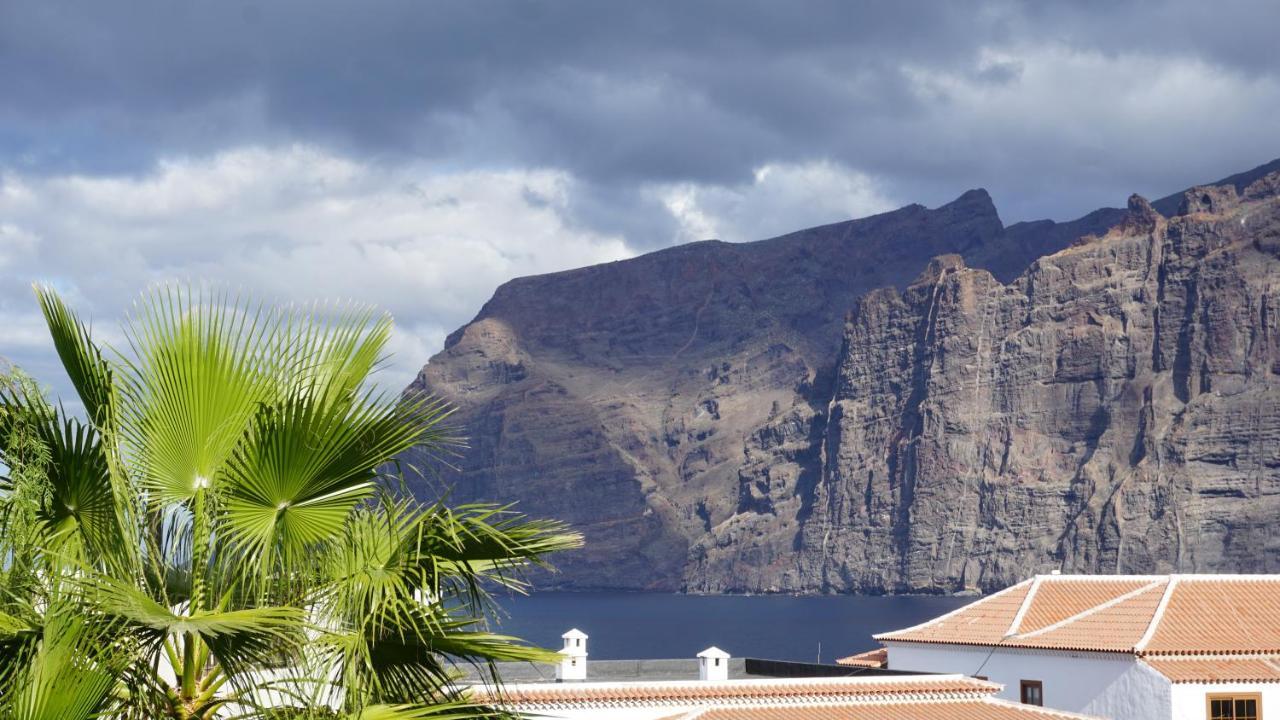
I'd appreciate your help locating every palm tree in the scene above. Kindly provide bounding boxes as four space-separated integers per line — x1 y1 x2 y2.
0 286 581 720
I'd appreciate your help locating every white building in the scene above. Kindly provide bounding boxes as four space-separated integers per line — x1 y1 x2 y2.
556 628 589 681
869 574 1280 720
697 646 731 681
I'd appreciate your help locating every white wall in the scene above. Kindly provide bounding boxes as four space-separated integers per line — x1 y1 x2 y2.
1089 659 1173 720
885 643 1171 720
1171 682 1280 720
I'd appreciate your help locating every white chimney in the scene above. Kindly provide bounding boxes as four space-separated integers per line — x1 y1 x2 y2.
556 628 588 681
697 646 730 681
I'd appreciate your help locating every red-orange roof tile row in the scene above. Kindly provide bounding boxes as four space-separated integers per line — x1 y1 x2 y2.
835 648 887 667
661 700 1095 719
1016 578 1153 635
875 575 1280 656
1017 582 1167 652
476 675 999 708
875 579 1038 646
1145 579 1280 655
1143 655 1280 683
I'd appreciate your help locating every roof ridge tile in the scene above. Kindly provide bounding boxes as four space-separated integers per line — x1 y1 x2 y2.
1134 575 1180 653
1006 576 1045 636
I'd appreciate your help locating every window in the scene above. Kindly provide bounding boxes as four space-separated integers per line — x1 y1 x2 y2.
1020 680 1043 706
1208 693 1261 720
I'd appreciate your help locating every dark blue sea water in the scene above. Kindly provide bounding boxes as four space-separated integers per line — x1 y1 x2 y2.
487 592 969 662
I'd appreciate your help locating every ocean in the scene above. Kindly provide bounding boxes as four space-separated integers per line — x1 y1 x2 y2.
486 591 970 662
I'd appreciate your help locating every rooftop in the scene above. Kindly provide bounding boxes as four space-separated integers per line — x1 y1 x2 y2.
1141 655 1280 684
472 674 1098 719
836 648 887 668
655 702 1097 719
875 574 1280 657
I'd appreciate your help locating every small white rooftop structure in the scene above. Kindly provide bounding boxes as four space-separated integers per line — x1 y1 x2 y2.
697 646 730 681
556 628 588 682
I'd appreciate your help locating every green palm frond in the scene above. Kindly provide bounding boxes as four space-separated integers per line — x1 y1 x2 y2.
0 610 123 720
332 608 554 708
319 501 431 645
4 284 578 720
37 414 119 558
117 285 280 506
373 621 560 668
281 302 391 407
88 574 302 640
0 372 54 585
218 388 434 588
0 386 124 564
423 503 582 597
322 500 579 625
33 285 117 433
0 610 32 638
313 499 569 709
0 609 38 670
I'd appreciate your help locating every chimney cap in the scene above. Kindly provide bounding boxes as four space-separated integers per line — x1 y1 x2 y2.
562 628 588 640
697 646 730 659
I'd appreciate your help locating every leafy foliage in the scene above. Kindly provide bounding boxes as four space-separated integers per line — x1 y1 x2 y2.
0 286 582 720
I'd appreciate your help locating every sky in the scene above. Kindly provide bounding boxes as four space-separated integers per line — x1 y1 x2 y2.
2 0 1279 401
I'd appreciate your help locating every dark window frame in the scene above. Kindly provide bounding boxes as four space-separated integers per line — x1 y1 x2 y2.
1020 680 1043 706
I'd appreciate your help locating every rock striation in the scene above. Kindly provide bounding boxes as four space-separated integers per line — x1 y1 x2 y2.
405 161 1280 593
714 178 1280 592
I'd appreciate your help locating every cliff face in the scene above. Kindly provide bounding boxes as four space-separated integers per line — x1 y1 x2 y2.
766 176 1280 593
405 162 1280 593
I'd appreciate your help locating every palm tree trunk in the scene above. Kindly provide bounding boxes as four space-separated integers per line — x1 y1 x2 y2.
182 487 209 704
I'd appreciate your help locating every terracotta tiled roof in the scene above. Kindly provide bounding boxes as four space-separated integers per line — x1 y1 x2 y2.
1143 578 1280 655
1014 578 1153 634
873 579 1036 646
657 699 1098 719
1014 581 1167 652
835 648 887 667
1143 655 1280 684
472 674 999 710
875 575 1280 657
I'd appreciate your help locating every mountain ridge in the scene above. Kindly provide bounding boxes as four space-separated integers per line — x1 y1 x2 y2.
405 158 1280 593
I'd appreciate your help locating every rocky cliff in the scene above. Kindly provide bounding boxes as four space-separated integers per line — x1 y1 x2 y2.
404 161 1280 593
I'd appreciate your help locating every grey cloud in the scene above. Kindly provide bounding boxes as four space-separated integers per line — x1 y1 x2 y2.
4 0 1280 402
1021 0 1280 78
5 1 1276 216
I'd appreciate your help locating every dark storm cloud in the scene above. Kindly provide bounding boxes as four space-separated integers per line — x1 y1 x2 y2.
4 0 1280 407
4 0 1275 227
1 1 976 178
